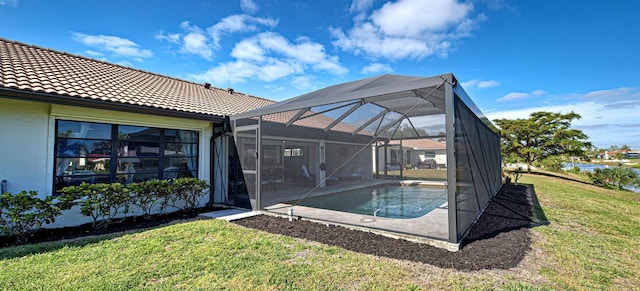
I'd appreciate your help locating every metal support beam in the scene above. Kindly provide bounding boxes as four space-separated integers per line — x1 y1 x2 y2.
324 101 362 132
445 78 458 244
286 108 309 127
352 109 388 135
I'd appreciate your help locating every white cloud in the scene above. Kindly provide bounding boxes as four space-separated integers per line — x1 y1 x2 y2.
264 84 285 92
116 60 134 67
178 21 214 60
182 32 213 59
156 15 277 60
349 0 374 13
254 32 348 75
497 89 545 102
371 0 472 36
332 0 483 60
207 14 278 48
462 79 499 89
72 33 153 59
360 62 393 74
0 0 17 7
461 79 479 88
531 89 546 96
486 87 640 149
84 50 104 57
291 76 315 90
478 80 500 88
192 31 348 85
581 87 640 102
240 0 258 14
190 58 300 84
231 38 266 61
498 92 529 101
154 31 181 44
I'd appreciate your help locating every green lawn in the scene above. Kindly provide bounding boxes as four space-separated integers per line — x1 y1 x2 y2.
518 174 640 289
1 174 638 290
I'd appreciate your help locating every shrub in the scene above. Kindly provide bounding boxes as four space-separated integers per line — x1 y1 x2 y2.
128 179 173 218
166 178 209 212
588 167 640 190
540 156 564 172
61 183 130 229
0 191 62 241
566 165 582 174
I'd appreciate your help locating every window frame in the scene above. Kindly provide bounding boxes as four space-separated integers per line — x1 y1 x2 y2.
53 119 199 194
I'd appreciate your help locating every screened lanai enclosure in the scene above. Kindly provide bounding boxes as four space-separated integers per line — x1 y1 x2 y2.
227 73 501 249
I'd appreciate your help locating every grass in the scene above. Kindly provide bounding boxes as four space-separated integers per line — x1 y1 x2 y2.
1 174 638 290
519 174 640 289
0 220 415 290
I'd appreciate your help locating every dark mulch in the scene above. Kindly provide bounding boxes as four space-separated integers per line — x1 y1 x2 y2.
233 184 545 271
0 206 223 248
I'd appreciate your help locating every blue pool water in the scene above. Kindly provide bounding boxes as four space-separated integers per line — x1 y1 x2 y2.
297 185 447 219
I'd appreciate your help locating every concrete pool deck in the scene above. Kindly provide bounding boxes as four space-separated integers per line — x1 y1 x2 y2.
260 179 457 251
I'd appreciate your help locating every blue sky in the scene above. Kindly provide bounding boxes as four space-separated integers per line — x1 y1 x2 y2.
1 0 639 150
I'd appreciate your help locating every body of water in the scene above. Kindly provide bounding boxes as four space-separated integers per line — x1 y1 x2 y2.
565 163 640 193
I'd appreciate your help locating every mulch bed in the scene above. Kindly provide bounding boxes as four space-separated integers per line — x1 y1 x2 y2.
233 184 541 271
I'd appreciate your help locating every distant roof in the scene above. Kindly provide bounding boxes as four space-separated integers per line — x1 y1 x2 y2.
389 139 446 150
0 38 273 120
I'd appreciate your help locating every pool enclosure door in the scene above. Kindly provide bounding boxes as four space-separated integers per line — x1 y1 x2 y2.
234 124 260 209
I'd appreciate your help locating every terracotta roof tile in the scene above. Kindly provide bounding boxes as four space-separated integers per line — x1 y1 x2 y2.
0 38 274 117
389 139 446 149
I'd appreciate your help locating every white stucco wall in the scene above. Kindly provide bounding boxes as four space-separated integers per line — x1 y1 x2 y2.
1 99 216 229
0 99 50 195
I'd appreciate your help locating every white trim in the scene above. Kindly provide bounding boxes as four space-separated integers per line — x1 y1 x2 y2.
45 115 56 196
50 104 210 131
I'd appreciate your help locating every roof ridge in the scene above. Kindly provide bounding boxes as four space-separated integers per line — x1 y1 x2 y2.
0 37 270 101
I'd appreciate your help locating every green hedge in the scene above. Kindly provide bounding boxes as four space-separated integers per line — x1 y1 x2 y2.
1 178 209 239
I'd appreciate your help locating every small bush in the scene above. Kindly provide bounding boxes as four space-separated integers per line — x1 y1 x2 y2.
0 191 62 241
166 178 209 212
128 179 173 218
567 166 581 174
61 183 131 229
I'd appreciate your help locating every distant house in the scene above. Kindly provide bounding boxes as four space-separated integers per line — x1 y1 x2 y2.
384 139 447 170
0 38 272 227
602 150 640 160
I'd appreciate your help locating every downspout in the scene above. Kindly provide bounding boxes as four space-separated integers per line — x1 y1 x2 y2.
208 116 232 206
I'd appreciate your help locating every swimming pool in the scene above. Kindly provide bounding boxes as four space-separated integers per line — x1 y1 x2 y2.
297 185 447 219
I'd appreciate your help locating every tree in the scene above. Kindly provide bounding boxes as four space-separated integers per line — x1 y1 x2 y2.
392 123 429 138
494 111 592 173
588 167 640 190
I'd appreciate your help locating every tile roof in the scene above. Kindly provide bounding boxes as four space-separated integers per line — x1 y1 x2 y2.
260 110 363 134
0 38 274 118
389 138 446 149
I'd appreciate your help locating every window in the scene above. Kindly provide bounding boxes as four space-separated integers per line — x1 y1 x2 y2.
424 151 436 158
284 147 303 157
54 120 199 193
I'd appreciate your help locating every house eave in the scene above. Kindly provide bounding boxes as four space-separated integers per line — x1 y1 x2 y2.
0 87 225 123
